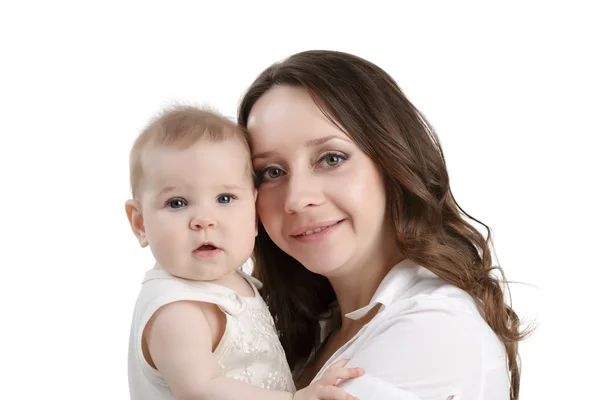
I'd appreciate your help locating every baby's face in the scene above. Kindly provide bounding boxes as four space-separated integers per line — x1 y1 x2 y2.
138 138 257 281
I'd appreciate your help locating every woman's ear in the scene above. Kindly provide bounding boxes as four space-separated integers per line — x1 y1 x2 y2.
125 199 149 247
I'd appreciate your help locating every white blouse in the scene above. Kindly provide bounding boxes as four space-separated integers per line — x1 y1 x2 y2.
309 259 510 400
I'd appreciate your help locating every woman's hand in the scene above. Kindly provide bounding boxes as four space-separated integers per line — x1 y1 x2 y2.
292 360 363 400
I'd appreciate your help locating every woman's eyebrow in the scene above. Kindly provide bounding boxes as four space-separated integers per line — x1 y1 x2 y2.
252 135 351 161
252 150 275 162
305 135 351 147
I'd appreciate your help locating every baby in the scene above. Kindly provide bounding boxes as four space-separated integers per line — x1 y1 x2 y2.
125 106 361 400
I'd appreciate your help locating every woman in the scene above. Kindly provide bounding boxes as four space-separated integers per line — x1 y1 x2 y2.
238 50 527 400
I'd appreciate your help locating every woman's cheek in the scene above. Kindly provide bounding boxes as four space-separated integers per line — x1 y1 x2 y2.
256 188 279 229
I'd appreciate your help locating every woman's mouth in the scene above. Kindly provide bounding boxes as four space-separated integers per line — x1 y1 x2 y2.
292 220 344 241
299 225 332 236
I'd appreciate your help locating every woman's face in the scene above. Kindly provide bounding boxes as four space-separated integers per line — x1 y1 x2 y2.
247 85 390 277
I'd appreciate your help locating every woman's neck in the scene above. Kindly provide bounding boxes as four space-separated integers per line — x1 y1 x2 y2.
327 235 404 331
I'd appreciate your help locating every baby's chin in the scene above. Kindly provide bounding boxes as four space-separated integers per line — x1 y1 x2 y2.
164 265 237 282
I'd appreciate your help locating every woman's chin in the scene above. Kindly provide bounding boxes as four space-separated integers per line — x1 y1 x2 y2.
298 256 350 278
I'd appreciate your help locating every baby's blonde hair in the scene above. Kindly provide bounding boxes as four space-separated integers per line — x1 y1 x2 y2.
129 105 253 199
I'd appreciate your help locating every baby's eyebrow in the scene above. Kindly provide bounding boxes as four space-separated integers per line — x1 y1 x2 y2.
220 183 247 191
157 186 176 196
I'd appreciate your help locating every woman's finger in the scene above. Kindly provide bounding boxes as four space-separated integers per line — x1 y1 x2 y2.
316 383 359 400
326 359 351 369
319 366 364 386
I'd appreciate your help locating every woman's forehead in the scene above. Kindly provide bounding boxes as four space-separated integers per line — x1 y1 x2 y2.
247 86 349 149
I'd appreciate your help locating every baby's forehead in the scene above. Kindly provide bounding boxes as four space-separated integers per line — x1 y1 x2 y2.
141 139 254 189
144 136 250 162
142 168 254 194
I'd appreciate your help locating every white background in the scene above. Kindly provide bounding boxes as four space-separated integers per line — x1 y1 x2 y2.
1 1 598 399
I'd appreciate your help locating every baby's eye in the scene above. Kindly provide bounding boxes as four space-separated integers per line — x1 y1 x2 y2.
166 198 187 209
217 194 235 204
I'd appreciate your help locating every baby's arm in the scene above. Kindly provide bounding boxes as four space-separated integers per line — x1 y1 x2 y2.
144 300 360 400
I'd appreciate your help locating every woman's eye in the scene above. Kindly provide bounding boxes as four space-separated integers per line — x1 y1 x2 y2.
319 152 348 167
266 168 283 179
217 194 234 204
258 166 285 182
167 198 187 209
324 154 341 166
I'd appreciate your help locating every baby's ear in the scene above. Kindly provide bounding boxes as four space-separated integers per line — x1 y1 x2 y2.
125 199 149 247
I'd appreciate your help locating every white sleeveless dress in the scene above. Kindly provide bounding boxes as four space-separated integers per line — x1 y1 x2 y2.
128 269 295 400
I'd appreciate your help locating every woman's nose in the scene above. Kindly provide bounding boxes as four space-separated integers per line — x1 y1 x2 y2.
284 172 324 213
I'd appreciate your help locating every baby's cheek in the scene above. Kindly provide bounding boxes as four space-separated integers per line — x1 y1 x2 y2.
146 217 179 249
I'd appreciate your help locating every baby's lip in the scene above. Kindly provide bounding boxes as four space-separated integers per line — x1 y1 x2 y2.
194 241 221 250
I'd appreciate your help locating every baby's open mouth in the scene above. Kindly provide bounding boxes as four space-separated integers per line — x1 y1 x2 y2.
196 244 217 251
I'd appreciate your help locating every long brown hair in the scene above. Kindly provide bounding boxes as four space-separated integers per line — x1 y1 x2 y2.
238 50 528 400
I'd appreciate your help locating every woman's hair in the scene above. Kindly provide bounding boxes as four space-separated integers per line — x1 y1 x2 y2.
238 50 528 400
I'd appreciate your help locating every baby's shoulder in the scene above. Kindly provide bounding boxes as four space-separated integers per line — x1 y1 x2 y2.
136 271 246 316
